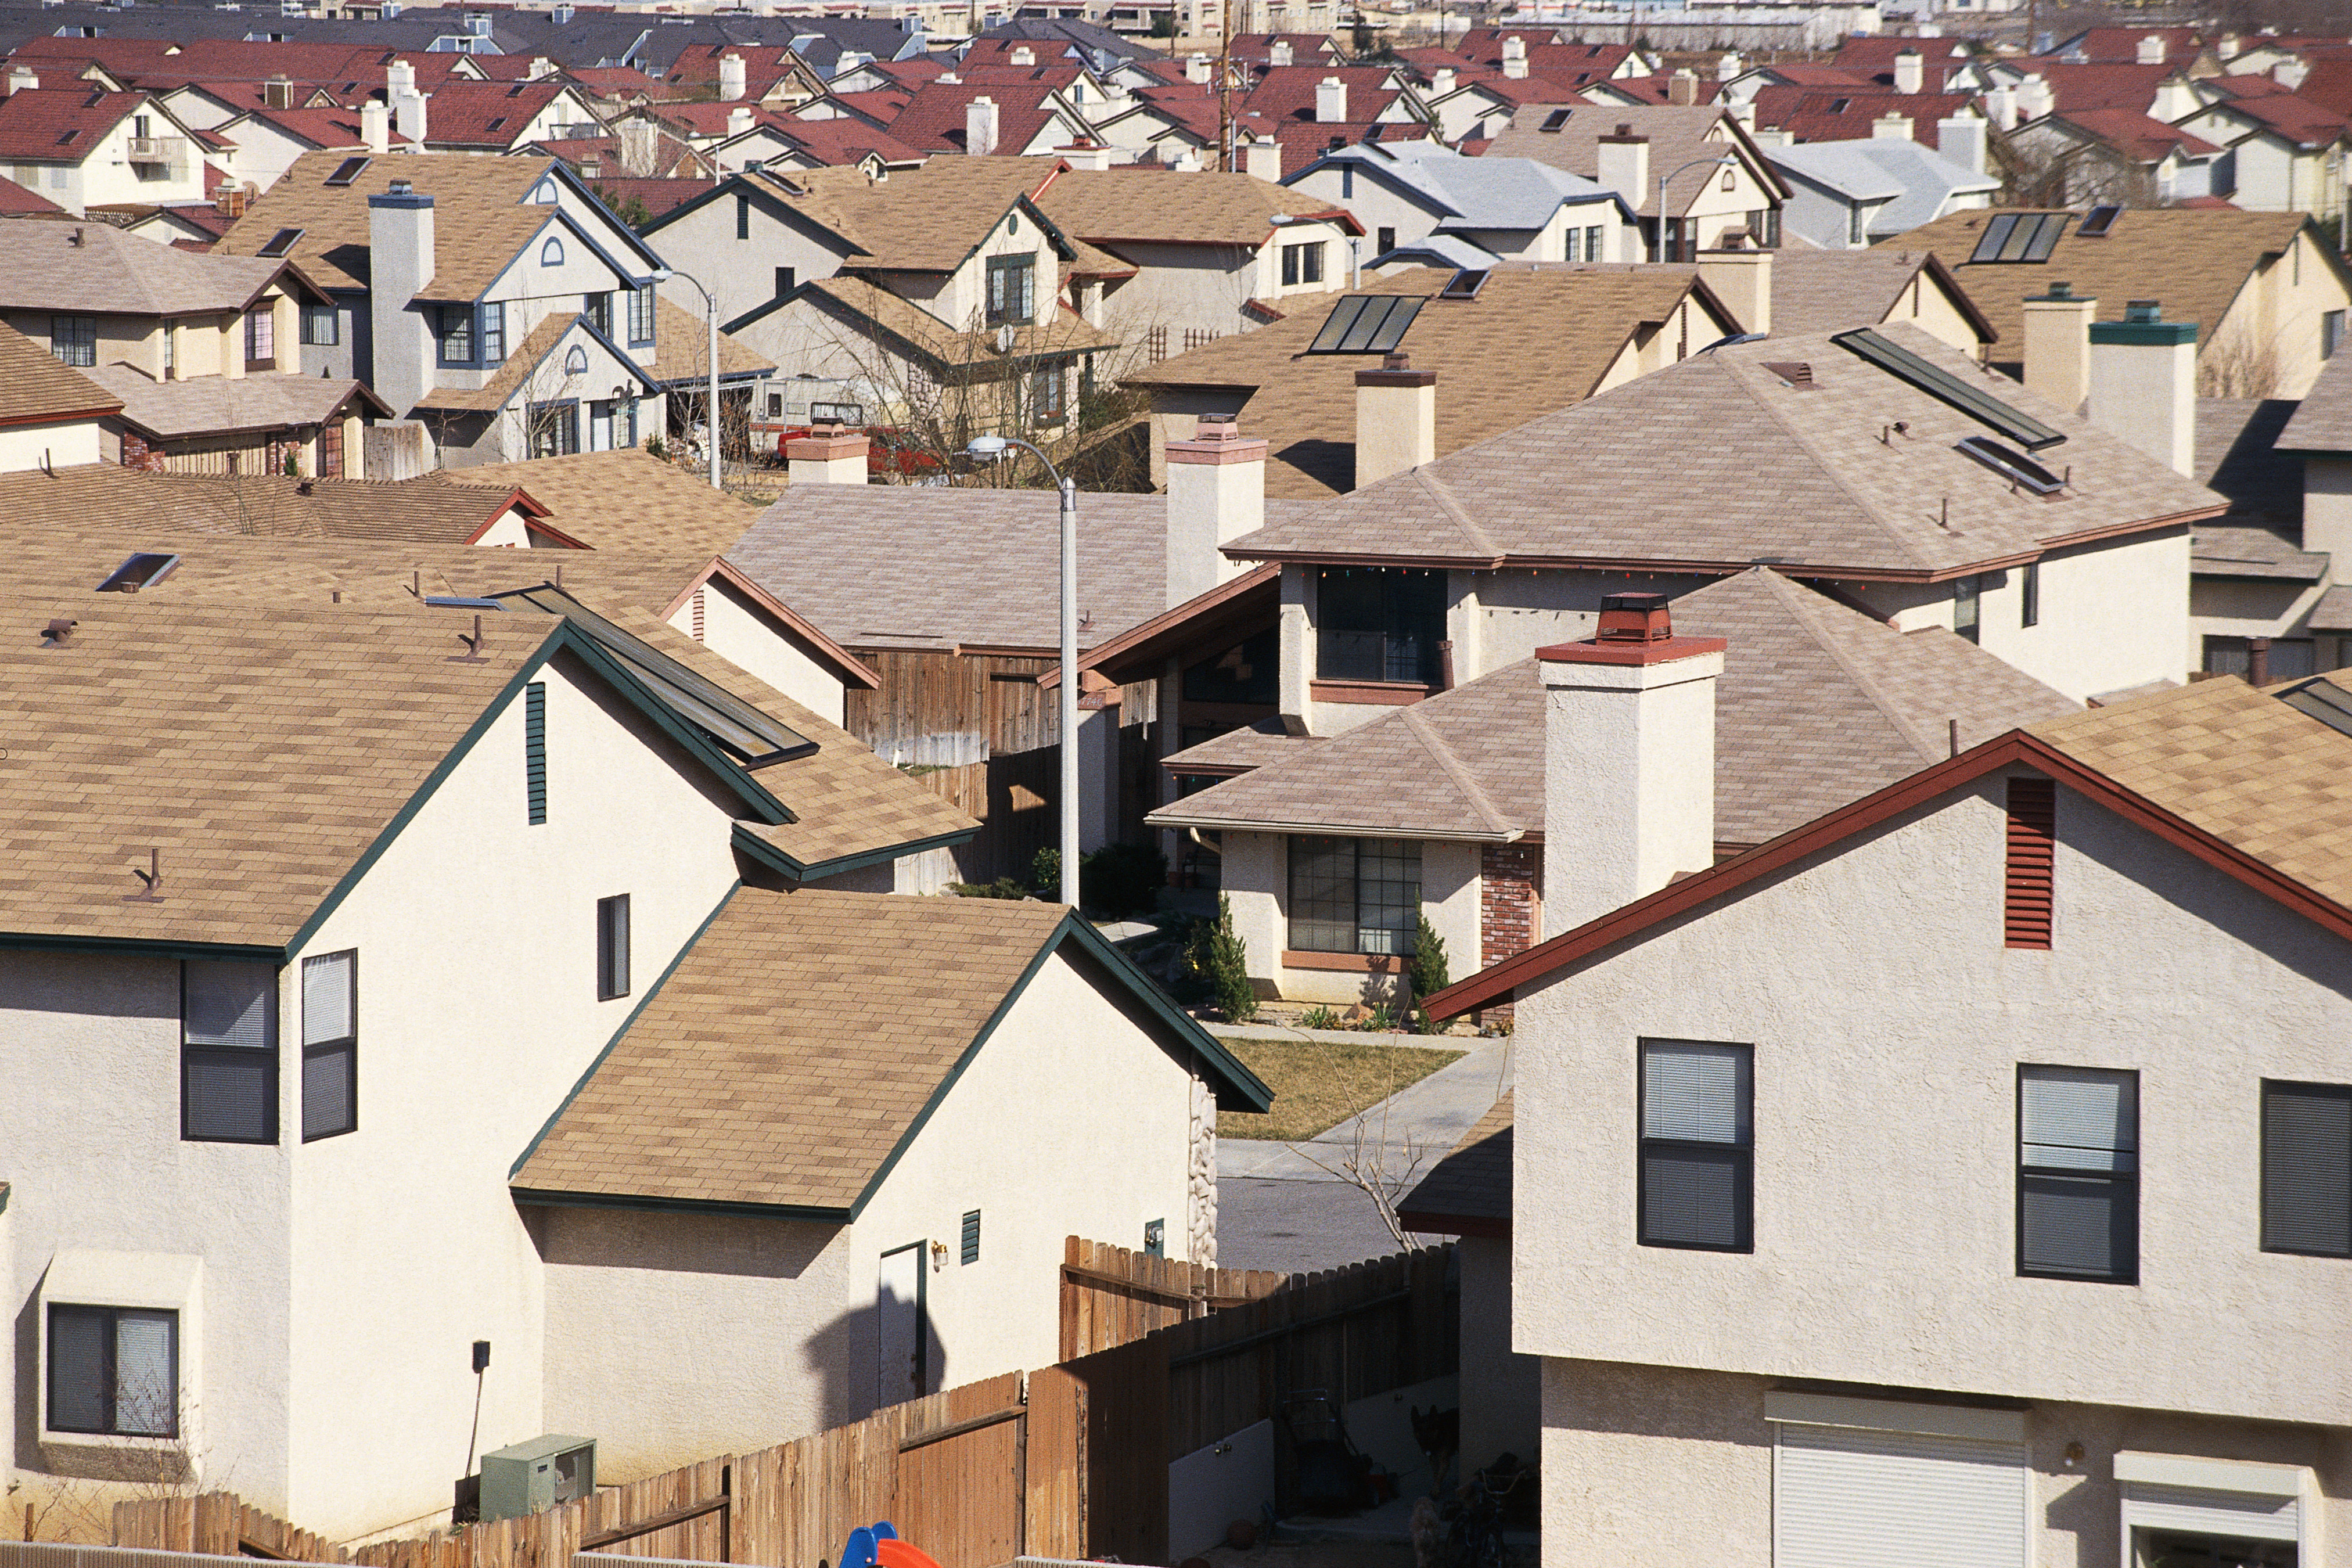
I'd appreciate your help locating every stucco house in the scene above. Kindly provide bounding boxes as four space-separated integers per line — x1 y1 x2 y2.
0 317 124 472
1416 636 2352 1568
0 78 213 218
1483 102 1789 259
1757 130 1998 251
1282 139 1634 273
2171 78 2352 217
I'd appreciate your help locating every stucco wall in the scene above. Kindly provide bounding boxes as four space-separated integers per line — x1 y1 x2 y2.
650 193 853 332
1515 771 2352 1427
0 418 102 473
1216 830 1473 1004
666 576 848 728
1459 1235 1540 1475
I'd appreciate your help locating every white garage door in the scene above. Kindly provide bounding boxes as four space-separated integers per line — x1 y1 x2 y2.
1774 1422 2030 1568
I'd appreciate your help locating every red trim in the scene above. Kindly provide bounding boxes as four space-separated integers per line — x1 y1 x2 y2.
1310 678 1434 705
2004 776 2055 949
1423 731 2352 1019
1283 949 1402 973
1536 634 1727 667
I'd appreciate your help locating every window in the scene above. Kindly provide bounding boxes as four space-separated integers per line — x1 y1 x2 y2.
1720 166 1735 191
774 264 795 297
1638 1040 1753 1252
1586 222 1604 260
437 304 474 365
2202 636 2317 682
2262 1080 2351 1257
300 302 337 345
1030 364 1064 425
1847 200 1864 247
526 680 547 822
2326 310 2346 361
596 894 630 1000
1316 566 1445 684
2021 561 2040 628
531 401 579 457
540 236 565 267
2077 203 2120 238
182 959 277 1143
628 283 656 346
1748 207 1781 249
300 950 356 1141
1182 626 1278 705
256 225 303 258
2005 776 2055 949
1281 240 1324 286
986 254 1035 326
563 345 589 375
1341 165 1354 198
1540 107 1572 132
1287 835 1419 956
50 314 95 367
480 301 505 365
961 1209 981 1265
1375 225 1394 256
319 419 343 477
735 192 750 240
1953 574 1981 643
244 305 274 366
584 290 612 336
324 154 369 186
2017 1065 2138 1283
48 1306 177 1438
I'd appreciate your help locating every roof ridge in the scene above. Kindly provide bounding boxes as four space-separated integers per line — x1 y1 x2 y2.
1398 701 1514 837
1756 568 1945 762
1408 464 1502 558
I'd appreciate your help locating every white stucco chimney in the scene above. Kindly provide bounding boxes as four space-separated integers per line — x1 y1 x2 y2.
1872 109 1913 139
786 423 871 485
1540 593 1724 932
366 179 436 419
386 56 415 99
1164 413 1266 607
1500 35 1528 80
1594 123 1649 204
2022 279 2095 415
5 65 37 95
1010 44 1036 65
1186 52 1211 84
1935 113 1986 175
728 105 755 137
2275 56 2311 91
719 51 749 100
2016 71 2052 123
2088 300 2198 477
1696 242 1770 333
1716 50 1742 82
1892 47 1923 93
361 98 389 154
1268 38 1293 66
1243 139 1283 181
389 60 427 145
1315 75 1348 123
1354 351 1435 489
1058 140 1114 170
528 54 554 80
1431 66 1456 98
2136 33 2166 66
965 95 999 156
1986 83 2017 130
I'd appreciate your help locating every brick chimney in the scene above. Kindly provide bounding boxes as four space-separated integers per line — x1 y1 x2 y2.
367 178 436 420
1594 123 1649 206
719 51 748 101
2088 300 2197 477
965 95 999 156
1354 351 1435 488
1696 242 1770 333
785 422 870 485
1892 47 1923 93
1500 35 1528 80
1243 139 1283 181
1315 75 1348 123
1164 413 1266 607
1540 593 1724 931
2022 280 2095 415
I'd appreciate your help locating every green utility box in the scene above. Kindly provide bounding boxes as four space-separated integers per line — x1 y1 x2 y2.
479 1434 596 1521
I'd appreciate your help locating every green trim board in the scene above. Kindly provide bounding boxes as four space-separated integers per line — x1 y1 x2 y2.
729 821 977 883
0 932 283 962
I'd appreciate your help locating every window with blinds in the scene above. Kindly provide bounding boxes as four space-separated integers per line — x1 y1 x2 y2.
182 960 277 1143
2017 1065 2137 1282
301 950 357 1142
597 894 631 1001
1639 1040 1753 1252
48 1304 178 1438
2261 1079 2351 1258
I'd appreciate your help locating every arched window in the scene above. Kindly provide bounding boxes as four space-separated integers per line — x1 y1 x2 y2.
541 236 566 267
563 345 589 375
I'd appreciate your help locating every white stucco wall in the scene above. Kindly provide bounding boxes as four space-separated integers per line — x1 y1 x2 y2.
1459 1234 1540 1475
0 418 103 473
666 576 849 728
648 190 854 332
1513 771 2352 1428
1214 830 1473 1004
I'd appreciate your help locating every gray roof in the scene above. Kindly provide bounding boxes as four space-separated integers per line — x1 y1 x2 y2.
1376 232 1501 269
1304 141 1626 232
88 365 377 440
1151 567 2080 848
2189 524 2326 581
2276 350 2352 454
2196 397 2303 527
0 218 289 316
1767 249 1991 341
1765 138 1998 236
1224 324 2227 579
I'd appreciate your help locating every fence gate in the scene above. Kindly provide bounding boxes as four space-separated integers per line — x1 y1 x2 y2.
893 1404 1022 1568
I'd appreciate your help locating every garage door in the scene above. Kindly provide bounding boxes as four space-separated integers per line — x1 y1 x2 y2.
1774 1422 2030 1568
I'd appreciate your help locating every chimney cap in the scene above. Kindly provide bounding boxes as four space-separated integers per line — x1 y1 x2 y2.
2089 299 2195 346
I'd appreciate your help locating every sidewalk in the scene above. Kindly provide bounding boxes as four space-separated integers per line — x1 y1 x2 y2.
1220 1037 1513 1181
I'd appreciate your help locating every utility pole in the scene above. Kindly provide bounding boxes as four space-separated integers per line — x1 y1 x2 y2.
1217 0 1234 171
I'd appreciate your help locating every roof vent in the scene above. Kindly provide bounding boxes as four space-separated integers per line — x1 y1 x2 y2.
1595 592 1673 643
1760 359 1815 388
388 177 412 195
41 617 76 646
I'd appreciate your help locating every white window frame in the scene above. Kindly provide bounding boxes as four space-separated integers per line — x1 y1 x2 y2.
2114 1451 2311 1562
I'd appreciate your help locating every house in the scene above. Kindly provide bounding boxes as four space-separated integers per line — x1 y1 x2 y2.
1763 247 1995 358
1415 653 2352 1568
1145 566 2077 1006
0 316 125 471
1229 64 1439 178
2001 107 2227 206
1282 139 1634 271
2171 81 2352 215
1889 206 2352 399
1484 102 1788 258
0 79 212 218
1124 264 1747 495
1757 125 1997 249
0 217 379 477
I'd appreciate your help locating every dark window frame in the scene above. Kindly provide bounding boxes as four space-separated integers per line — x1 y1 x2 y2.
596 893 631 1001
736 192 751 240
436 303 475 366
960 1209 981 1265
583 290 613 337
243 304 275 368
628 283 656 347
50 313 96 367
530 399 580 458
1637 1039 1754 1253
2016 1063 2139 1285
2022 560 2040 628
2261 1078 2351 1258
1286 834 1420 956
300 301 338 346
300 948 357 1142
1281 240 1325 286
986 254 1036 327
1954 573 1982 643
181 959 279 1145
1315 566 1447 684
46 1304 179 1438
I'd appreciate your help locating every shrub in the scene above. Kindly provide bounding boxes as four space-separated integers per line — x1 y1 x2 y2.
1031 846 1061 895
1186 895 1256 1023
948 877 1028 900
1300 1005 1342 1031
1409 912 1450 1033
1081 841 1168 919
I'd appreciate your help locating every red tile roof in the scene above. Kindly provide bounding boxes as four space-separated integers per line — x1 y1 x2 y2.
2046 106 2222 160
1749 86 1973 140
0 87 143 162
2017 61 2170 113
413 79 573 149
2202 86 2352 146
0 171 64 214
774 115 928 166
880 78 1071 154
1830 35 1972 71
2044 26 2208 67
1240 64 1413 127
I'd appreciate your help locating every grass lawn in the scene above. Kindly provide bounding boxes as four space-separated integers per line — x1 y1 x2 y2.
1221 1037 1466 1141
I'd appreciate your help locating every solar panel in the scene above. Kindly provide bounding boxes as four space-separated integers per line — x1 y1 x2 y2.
1832 328 2069 452
2019 212 2070 261
1955 435 2065 495
2279 677 2352 737
2078 204 2120 238
1438 268 1490 300
1968 212 2019 263
1968 212 2070 264
256 226 303 258
1307 294 1424 354
323 154 370 186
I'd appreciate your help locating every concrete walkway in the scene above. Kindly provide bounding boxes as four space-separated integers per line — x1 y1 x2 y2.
1220 1037 1514 1181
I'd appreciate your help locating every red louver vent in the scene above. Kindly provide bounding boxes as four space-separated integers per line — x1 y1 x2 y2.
2005 776 2055 950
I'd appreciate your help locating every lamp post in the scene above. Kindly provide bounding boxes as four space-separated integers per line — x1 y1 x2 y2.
650 265 722 490
1653 155 1737 263
965 433 1080 911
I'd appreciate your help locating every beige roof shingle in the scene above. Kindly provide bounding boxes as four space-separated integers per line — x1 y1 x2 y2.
1035 167 1351 249
1398 1091 1512 1233
0 462 535 545
1766 247 1995 343
449 447 765 556
740 158 1064 274
2277 347 2352 453
0 318 122 424
1484 102 1785 214
88 365 380 440
0 218 295 315
792 271 1119 368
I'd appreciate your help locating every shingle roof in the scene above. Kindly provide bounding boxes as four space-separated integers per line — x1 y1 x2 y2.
1749 87 1977 142
448 447 764 556
2014 61 2172 113
2277 348 2352 452
0 172 66 214
0 462 537 545
0 208 294 314
1224 324 2226 575
1128 265 1736 499
1484 101 1782 213
415 79 577 150
1766 136 1997 233
87 365 380 439
1153 568 2077 848
1397 1091 1512 1233
2190 523 2324 580
782 271 1118 370
0 87 144 162
636 294 776 384
1886 206 2312 357
0 318 122 423
1767 248 1994 342
1306 139 1621 230
2195 83 2352 147
1035 167 1354 247
2042 106 2222 162
2195 396 2303 525
728 157 1064 272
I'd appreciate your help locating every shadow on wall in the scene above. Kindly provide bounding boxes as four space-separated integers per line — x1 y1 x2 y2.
800 1296 949 1430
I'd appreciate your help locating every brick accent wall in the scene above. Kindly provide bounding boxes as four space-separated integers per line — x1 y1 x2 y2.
1480 841 1541 1021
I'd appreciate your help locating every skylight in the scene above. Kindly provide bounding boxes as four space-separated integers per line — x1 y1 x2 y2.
2077 204 2120 238
256 225 303 257
1966 211 2070 264
1539 107 1571 132
96 551 179 593
423 595 506 609
1955 434 2065 495
1832 328 2068 452
1307 293 1423 354
324 154 369 185
1438 268 1489 300
2279 676 2352 736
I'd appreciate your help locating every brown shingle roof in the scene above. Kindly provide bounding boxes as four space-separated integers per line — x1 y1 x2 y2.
637 294 776 384
1766 248 1995 343
0 462 538 545
1398 1091 1511 1235
0 318 122 423
0 214 294 315
1034 166 1357 248
448 447 764 556
1127 266 1739 499
789 271 1119 369
1484 102 1786 213
88 366 382 440
739 157 1065 273
2276 347 2352 452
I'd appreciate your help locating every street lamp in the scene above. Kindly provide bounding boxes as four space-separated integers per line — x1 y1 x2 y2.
965 433 1080 911
649 265 722 490
1653 156 1737 263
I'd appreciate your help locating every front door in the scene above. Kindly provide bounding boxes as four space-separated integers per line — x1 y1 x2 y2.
876 1241 926 1410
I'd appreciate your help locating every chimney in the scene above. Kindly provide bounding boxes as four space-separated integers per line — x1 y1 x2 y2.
1242 139 1283 181
1315 75 1348 123
1869 109 1912 141
2088 300 2197 477
2016 71 2052 122
1430 65 1456 98
387 56 416 99
1164 413 1266 606
1716 50 1742 82
727 104 754 137
2022 280 2095 415
1696 242 1770 333
1268 38 1293 66
1539 593 1724 931
389 60 427 145
1501 35 1529 80
1892 47 1923 93
265 73 294 110
2275 56 2311 92
1010 44 1035 65
528 54 553 80
361 98 389 154
1934 113 1986 175
1353 351 1436 488
2136 33 2166 66
1986 83 2017 131
1594 123 1648 205
719 51 747 100
366 179 436 419
6 65 37 95
1058 140 1114 170
1667 67 1699 106
965 95 999 156
1186 52 1211 84
785 422 870 485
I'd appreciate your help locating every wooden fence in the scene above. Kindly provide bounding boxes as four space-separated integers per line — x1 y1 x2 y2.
1059 1236 1286 1361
